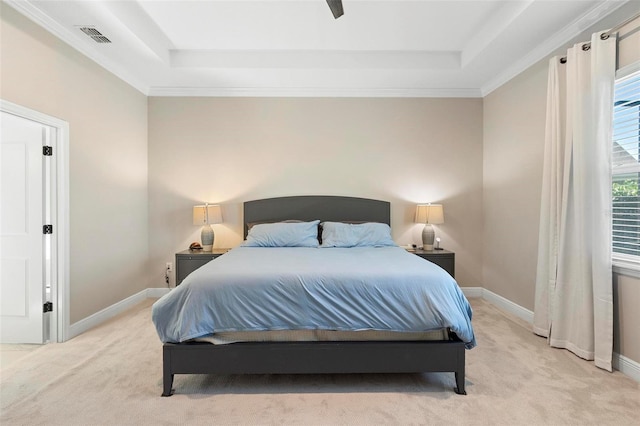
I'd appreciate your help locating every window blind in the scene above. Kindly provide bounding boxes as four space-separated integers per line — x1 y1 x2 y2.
612 71 640 257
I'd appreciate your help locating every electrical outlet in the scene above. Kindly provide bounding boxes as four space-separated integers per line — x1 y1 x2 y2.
166 262 173 272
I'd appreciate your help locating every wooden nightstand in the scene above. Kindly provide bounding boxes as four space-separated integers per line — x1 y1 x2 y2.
175 248 229 286
412 249 455 278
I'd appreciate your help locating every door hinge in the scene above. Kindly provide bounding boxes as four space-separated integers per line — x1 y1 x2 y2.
43 302 53 313
43 225 53 234
43 146 53 156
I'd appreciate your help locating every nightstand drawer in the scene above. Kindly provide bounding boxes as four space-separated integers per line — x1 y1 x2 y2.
175 249 228 286
412 249 455 278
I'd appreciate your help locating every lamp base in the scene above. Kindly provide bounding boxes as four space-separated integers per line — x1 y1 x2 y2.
422 224 435 251
201 225 215 252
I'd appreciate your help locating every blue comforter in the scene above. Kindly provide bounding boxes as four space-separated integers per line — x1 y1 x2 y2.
152 246 476 349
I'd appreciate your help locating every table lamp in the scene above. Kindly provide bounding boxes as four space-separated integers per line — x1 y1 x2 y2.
193 203 222 252
415 204 444 250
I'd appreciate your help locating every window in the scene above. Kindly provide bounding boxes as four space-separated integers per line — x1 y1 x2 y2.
612 70 640 262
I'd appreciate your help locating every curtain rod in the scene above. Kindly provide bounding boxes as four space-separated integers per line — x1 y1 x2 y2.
560 11 640 64
603 10 640 38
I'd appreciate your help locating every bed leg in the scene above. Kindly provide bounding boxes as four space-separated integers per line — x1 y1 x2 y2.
454 371 467 395
162 345 174 397
162 373 174 397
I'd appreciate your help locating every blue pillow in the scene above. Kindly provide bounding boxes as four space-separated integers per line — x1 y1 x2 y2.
320 222 396 248
242 220 320 247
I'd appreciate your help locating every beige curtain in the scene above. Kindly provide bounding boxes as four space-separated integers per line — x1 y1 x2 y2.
534 31 617 371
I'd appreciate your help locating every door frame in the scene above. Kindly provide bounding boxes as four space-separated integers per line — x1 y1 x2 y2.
1 99 70 343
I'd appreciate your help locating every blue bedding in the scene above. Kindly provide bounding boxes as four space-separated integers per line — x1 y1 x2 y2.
152 246 476 349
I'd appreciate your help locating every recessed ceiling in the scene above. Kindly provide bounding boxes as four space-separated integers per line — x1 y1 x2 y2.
6 0 635 97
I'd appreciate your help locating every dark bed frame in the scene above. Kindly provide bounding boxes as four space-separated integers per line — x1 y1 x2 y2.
161 196 467 396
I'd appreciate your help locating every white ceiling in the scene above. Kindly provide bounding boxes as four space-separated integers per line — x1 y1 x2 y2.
6 0 636 97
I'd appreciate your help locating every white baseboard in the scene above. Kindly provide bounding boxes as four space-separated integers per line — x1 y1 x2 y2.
68 288 149 339
68 288 170 339
461 287 483 298
147 287 171 298
613 352 640 383
481 288 534 324
68 285 640 383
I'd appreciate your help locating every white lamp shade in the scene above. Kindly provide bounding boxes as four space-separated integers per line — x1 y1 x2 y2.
193 204 223 225
415 204 444 224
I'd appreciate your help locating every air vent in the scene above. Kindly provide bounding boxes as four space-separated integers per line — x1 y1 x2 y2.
78 27 111 44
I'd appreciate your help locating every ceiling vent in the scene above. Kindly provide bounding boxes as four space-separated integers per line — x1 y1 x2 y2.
78 27 111 43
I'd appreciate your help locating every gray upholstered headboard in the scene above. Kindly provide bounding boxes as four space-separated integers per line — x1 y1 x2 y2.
243 196 390 238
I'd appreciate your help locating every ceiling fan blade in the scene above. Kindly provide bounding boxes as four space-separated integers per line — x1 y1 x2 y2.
326 0 344 19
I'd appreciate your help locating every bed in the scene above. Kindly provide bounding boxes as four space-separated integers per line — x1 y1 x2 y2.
153 196 475 396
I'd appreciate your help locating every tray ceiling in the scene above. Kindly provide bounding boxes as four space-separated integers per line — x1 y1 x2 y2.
6 0 636 97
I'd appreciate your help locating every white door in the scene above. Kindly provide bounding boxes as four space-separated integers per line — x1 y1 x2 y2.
0 111 46 344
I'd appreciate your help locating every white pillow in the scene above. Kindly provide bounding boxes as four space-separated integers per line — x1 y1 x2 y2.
242 220 320 247
320 222 396 248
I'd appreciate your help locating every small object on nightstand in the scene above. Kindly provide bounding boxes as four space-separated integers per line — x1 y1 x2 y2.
434 237 443 250
189 242 202 250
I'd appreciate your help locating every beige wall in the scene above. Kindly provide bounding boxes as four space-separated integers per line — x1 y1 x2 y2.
482 59 548 310
483 14 640 364
0 4 149 323
148 97 484 288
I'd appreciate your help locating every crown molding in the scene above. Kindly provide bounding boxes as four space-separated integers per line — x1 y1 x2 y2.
461 0 535 68
480 0 630 96
4 0 150 95
147 86 482 98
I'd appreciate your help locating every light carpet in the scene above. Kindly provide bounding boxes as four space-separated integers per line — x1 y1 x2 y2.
0 298 638 425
